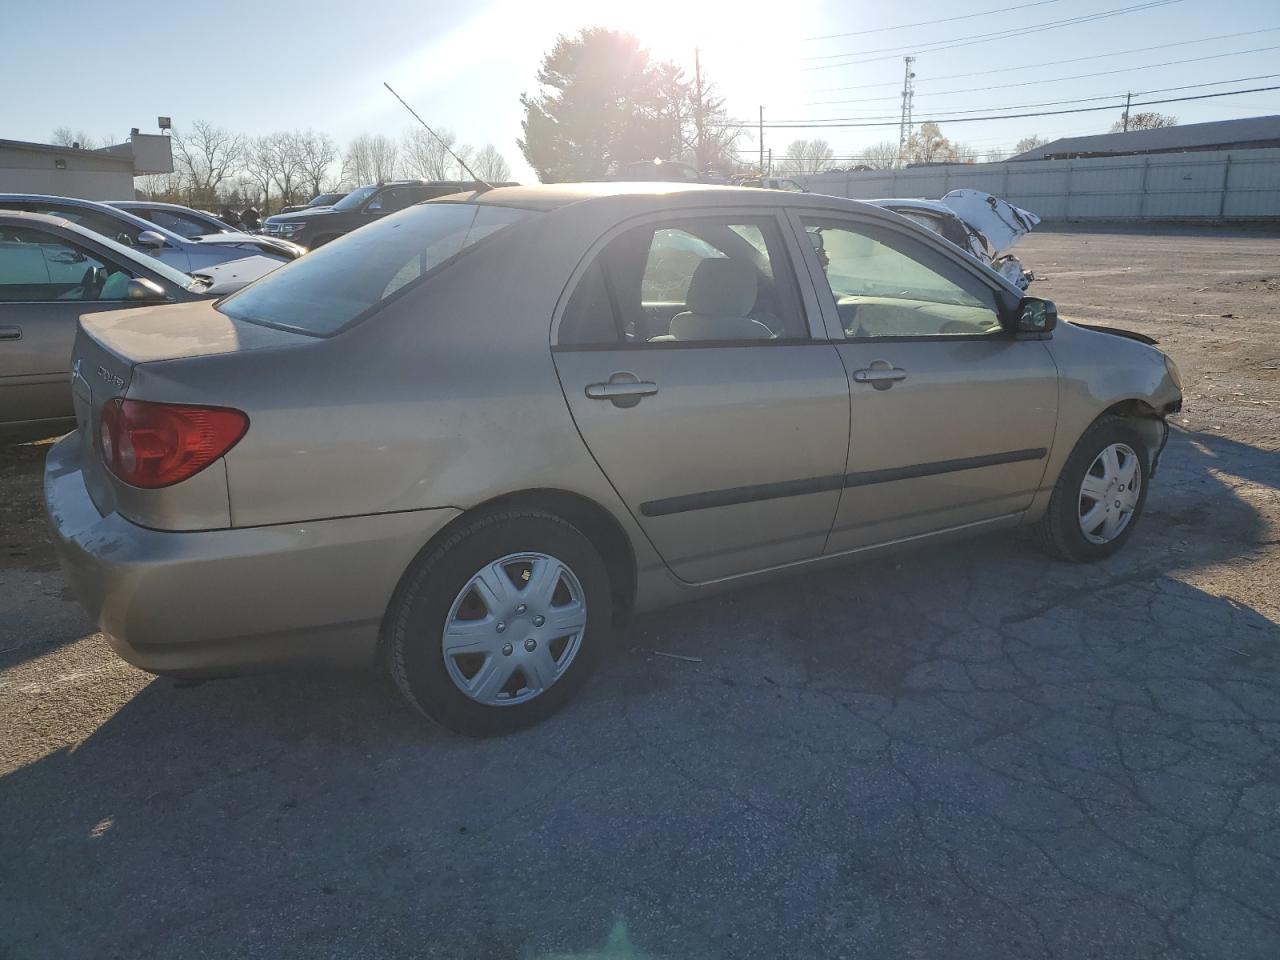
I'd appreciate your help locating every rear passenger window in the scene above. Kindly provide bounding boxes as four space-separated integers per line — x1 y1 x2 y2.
557 215 807 346
559 261 618 345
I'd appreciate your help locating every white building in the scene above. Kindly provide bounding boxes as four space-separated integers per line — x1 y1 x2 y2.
0 130 173 200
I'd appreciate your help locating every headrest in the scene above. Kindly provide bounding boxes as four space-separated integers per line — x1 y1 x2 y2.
685 257 757 317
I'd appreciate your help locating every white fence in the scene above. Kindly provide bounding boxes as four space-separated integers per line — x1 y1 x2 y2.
795 147 1280 221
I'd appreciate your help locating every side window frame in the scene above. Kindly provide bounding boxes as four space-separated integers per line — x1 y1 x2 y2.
783 208 1023 343
552 207 828 351
0 226 137 303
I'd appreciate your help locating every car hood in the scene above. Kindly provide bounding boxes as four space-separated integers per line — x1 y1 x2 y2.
1065 320 1159 345
188 255 286 295
940 189 1040 258
264 208 335 224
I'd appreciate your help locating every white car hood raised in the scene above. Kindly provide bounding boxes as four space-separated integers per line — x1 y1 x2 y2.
189 255 284 295
939 189 1040 259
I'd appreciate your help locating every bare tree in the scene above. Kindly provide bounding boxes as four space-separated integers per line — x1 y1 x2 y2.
401 127 457 180
983 148 1008 163
903 122 957 165
343 134 399 185
171 121 245 206
780 139 835 176
50 127 97 149
1111 111 1177 133
473 144 512 182
953 142 978 164
296 129 339 196
266 132 306 207
242 136 279 212
1013 135 1048 156
862 141 901 170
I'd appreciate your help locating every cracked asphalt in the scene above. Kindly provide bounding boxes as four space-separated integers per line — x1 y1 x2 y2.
2 225 1278 959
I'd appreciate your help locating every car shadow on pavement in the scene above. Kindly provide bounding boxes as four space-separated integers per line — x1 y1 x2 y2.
2 426 1278 958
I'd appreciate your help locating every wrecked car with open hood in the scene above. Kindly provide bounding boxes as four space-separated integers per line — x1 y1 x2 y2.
872 189 1040 290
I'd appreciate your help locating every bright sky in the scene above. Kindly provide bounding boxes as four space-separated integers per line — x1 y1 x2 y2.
5 0 1279 182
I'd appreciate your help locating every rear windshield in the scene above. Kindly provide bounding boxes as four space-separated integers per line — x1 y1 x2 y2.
216 202 536 336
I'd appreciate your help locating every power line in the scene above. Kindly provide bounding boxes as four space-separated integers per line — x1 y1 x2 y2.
803 42 1280 106
802 0 1183 69
800 0 1065 41
809 24 1278 92
767 74 1280 124
749 84 1280 129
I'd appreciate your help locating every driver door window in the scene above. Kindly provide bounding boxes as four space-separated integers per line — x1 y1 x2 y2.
803 219 1003 338
0 227 134 301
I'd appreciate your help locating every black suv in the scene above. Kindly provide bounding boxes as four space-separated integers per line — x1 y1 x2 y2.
262 180 493 248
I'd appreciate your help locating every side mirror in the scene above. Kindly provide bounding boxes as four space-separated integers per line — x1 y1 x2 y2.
126 277 168 302
136 230 167 249
1017 296 1057 334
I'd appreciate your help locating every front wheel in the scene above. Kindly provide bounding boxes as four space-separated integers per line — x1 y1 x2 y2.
386 510 612 736
1035 416 1152 562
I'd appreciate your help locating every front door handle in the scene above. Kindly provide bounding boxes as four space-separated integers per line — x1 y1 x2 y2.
585 372 658 408
0 326 21 341
853 360 907 390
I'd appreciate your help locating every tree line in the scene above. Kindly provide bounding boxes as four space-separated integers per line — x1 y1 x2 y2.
70 122 514 214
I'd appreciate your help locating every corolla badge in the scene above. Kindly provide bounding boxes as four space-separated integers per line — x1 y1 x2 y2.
96 365 124 389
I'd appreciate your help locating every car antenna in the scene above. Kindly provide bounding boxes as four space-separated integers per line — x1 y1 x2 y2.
383 81 492 192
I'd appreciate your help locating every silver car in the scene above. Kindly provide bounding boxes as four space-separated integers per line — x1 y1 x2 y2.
45 183 1183 736
0 195 298 272
0 211 219 440
107 200 307 259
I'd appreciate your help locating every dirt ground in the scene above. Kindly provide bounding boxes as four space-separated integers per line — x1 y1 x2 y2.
1 225 1278 959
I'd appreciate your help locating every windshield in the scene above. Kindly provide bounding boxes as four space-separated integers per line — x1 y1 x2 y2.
332 186 379 212
216 202 536 336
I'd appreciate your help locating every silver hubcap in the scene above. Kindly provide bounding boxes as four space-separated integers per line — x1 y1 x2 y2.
441 552 587 706
1079 442 1142 544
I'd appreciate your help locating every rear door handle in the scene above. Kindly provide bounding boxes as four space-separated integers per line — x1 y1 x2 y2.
0 326 21 341
585 372 658 408
585 381 658 399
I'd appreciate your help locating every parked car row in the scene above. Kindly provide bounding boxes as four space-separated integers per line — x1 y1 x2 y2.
262 179 510 247
37 181 1181 737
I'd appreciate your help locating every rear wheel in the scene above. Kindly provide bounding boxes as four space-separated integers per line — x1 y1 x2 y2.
386 510 612 736
1036 416 1151 562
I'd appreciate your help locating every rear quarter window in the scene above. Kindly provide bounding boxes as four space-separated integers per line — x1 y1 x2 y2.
215 203 535 336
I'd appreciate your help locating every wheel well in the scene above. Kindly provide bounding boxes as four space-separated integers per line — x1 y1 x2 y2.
1095 399 1167 468
1102 398 1159 420
438 489 637 625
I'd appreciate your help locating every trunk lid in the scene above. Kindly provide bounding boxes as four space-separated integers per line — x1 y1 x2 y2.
70 300 311 516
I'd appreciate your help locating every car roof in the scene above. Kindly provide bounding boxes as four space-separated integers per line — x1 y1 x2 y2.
0 208 146 248
870 197 955 215
0 192 187 236
462 181 897 218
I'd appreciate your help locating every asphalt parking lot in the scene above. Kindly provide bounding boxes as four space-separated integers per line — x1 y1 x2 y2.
2 224 1278 959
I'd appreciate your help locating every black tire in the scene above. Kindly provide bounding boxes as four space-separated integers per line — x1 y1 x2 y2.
386 510 612 737
1035 415 1152 562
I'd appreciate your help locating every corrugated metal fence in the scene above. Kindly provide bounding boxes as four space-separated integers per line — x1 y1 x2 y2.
795 147 1280 220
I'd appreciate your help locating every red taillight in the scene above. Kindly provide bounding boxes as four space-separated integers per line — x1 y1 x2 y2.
99 399 249 489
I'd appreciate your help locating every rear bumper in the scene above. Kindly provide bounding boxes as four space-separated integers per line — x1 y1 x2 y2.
44 433 460 677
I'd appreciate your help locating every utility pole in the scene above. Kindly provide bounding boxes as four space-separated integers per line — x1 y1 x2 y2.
767 148 772 176
897 56 916 164
758 105 764 174
1122 91 1132 132
693 48 706 170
